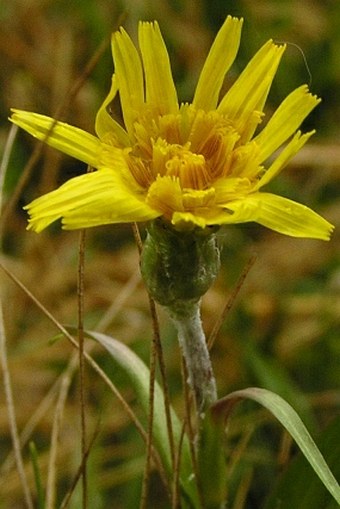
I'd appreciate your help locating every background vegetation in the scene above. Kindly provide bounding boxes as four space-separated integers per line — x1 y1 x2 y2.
0 0 339 507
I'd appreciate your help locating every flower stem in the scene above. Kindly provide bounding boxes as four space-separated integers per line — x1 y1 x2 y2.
169 300 217 411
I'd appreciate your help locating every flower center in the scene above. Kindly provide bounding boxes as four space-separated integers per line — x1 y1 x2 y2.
127 105 243 192
153 139 211 189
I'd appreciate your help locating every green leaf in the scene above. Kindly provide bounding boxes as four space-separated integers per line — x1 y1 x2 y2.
197 412 228 508
265 416 340 508
29 441 45 509
82 329 200 508
211 387 340 505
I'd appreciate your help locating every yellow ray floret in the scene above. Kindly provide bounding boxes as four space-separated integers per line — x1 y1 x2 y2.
11 109 101 167
10 15 333 240
24 169 159 232
193 16 243 111
138 21 179 115
223 193 333 240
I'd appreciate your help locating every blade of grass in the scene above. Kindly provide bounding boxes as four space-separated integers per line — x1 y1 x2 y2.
45 362 74 509
0 123 18 212
0 301 34 509
29 442 45 509
212 387 340 505
59 423 100 509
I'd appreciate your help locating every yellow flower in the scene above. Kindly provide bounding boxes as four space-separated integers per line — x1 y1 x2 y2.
10 16 333 239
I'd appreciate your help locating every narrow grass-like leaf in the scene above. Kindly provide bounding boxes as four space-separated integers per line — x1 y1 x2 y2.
29 442 45 509
83 329 200 508
212 387 340 505
265 416 340 508
197 412 228 508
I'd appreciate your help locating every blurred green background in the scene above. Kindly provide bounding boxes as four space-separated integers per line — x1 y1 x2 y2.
0 0 339 508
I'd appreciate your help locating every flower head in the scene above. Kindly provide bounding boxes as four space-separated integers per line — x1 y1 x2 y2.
10 16 333 239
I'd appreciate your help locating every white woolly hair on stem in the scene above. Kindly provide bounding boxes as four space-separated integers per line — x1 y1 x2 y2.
169 300 217 412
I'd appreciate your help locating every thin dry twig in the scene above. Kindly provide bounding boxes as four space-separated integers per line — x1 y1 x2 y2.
96 267 141 332
208 253 257 349
132 223 157 508
0 301 34 509
45 362 75 509
78 229 88 508
148 297 175 467
59 422 101 509
132 223 176 507
132 223 176 464
0 376 60 480
139 311 157 509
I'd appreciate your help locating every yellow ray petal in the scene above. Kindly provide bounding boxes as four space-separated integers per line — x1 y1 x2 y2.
193 16 243 111
138 21 178 115
254 85 320 162
254 130 315 190
10 110 101 167
111 27 145 136
24 168 159 232
218 40 285 138
95 74 130 146
221 192 334 240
